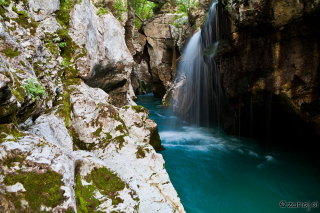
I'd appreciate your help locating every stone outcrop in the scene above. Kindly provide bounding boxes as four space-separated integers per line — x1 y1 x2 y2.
69 0 135 107
131 59 154 95
0 0 185 212
139 10 199 98
128 2 204 98
141 13 178 97
216 0 320 144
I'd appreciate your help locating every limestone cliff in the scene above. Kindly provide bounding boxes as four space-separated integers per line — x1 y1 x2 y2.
0 0 185 212
128 2 204 98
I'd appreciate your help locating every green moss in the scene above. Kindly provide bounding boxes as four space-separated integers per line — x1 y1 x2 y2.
0 123 24 143
70 126 96 151
149 127 163 151
64 78 81 86
75 174 101 213
0 105 16 122
113 135 126 149
0 0 11 7
9 85 25 103
44 41 60 56
93 127 102 137
54 92 72 126
135 146 146 159
19 60 26 67
56 0 79 27
2 154 26 168
115 125 126 134
0 0 11 22
112 112 128 134
75 167 125 212
12 7 39 35
104 132 112 140
3 169 66 211
131 105 147 113
3 48 20 58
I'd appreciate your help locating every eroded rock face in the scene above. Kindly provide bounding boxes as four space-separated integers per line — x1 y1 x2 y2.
131 60 153 95
69 0 135 107
0 0 185 212
142 13 180 98
217 0 320 144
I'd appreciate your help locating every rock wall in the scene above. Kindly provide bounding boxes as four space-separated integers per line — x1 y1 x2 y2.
0 0 185 212
129 3 201 98
217 0 320 144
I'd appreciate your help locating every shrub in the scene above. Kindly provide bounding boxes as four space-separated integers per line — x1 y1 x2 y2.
23 78 46 99
97 7 109 16
114 0 128 21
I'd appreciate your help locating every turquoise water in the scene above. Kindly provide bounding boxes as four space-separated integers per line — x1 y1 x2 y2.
136 94 320 213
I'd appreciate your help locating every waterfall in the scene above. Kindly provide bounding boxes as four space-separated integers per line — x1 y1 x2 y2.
174 2 231 127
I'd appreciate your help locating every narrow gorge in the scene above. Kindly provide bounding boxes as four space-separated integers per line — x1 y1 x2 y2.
0 0 319 212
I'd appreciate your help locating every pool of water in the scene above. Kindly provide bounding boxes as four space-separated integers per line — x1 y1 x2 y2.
136 94 320 213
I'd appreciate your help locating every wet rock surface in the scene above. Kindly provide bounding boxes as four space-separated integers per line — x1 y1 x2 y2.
217 0 320 144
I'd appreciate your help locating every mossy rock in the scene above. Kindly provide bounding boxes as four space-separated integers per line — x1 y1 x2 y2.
2 154 26 168
0 123 24 143
11 7 39 35
3 169 66 212
131 105 147 113
149 127 164 151
3 48 20 58
135 146 146 159
75 167 125 212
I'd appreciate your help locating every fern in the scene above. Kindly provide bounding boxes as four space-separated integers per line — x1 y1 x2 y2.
23 78 46 99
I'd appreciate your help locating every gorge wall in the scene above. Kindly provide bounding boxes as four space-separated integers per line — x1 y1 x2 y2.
156 0 320 147
128 1 206 98
0 0 185 212
217 0 320 146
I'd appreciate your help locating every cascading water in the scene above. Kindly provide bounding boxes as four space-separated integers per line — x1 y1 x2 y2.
174 2 231 126
135 2 320 213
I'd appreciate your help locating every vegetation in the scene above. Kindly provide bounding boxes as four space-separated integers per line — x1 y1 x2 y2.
96 7 109 16
129 0 156 28
136 146 146 158
0 124 24 143
128 0 198 29
114 0 128 21
12 7 39 35
4 48 20 58
23 78 46 99
75 167 125 212
0 0 11 7
3 169 65 211
131 105 147 113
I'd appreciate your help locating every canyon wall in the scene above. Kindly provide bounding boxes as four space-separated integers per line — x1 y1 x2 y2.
0 0 185 212
217 0 320 145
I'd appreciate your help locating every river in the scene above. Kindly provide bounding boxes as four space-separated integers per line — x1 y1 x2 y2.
136 93 320 213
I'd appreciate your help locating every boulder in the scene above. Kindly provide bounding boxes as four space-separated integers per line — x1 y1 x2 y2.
69 0 135 107
142 13 180 97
